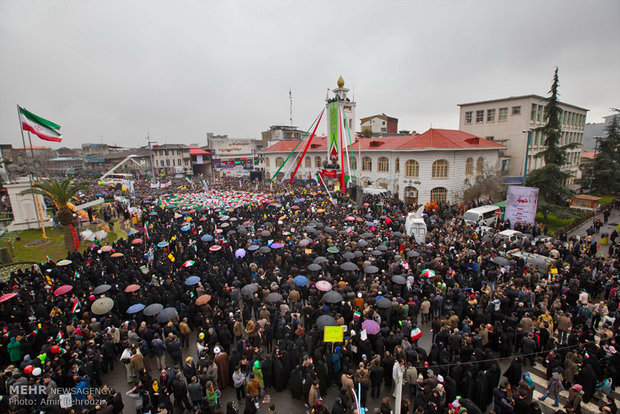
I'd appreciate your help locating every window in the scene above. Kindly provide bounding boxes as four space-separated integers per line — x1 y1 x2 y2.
487 109 495 122
166 159 170 166
405 160 419 178
185 160 189 166
512 106 521 116
530 104 537 121
177 159 182 165
430 187 448 203
537 104 543 122
350 156 356 170
305 156 311 168
465 158 473 177
172 159 175 166
395 158 400 173
476 110 484 123
465 111 473 124
499 107 508 121
362 157 372 171
160 160 165 167
315 156 321 168
265 158 270 168
432 159 449 178
486 136 495 141
476 157 484 176
275 157 284 167
378 157 389 172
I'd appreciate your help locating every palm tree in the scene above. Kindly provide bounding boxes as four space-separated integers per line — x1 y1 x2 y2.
21 178 90 253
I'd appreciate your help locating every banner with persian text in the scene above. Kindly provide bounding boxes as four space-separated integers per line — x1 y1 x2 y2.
505 185 539 228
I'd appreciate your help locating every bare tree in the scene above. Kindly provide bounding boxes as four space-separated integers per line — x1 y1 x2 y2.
459 162 506 204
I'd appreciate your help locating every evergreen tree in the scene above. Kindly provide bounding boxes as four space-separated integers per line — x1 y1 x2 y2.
580 115 620 194
526 68 576 208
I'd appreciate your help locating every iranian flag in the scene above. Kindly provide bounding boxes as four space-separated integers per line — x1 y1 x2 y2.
18 106 62 142
410 327 423 341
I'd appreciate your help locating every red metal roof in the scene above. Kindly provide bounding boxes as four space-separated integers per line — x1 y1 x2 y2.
263 129 504 153
581 150 595 160
190 147 210 156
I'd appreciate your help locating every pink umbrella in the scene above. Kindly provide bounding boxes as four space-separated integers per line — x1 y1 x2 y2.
316 281 332 292
124 284 140 293
361 319 380 335
131 238 143 245
101 245 113 252
54 285 73 296
345 216 355 221
0 292 18 303
209 245 222 251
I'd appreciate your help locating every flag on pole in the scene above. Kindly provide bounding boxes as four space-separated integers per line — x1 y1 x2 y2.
71 298 81 314
18 106 62 142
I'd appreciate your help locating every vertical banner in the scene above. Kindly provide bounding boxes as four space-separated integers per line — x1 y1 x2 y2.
505 185 539 228
328 101 339 164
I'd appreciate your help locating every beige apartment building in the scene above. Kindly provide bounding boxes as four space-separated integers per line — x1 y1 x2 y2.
458 95 587 186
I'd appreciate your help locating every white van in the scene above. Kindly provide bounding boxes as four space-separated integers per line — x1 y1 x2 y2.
463 205 501 227
496 229 526 243
405 206 427 243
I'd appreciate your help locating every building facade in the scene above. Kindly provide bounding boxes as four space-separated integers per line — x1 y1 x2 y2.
360 113 398 134
151 144 192 176
458 95 587 186
263 129 503 204
208 137 261 178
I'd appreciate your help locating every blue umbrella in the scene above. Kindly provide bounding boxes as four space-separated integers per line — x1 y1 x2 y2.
294 275 308 286
126 303 145 314
235 248 246 258
185 276 200 286
181 225 191 232
149 211 158 216
201 234 213 242
157 241 169 248
128 229 138 236
247 245 259 251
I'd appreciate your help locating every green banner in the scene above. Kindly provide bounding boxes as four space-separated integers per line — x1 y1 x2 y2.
328 101 339 161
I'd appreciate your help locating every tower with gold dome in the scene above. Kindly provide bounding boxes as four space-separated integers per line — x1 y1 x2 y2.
323 76 357 191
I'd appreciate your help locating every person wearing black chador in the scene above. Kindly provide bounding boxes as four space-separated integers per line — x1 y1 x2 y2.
504 357 523 387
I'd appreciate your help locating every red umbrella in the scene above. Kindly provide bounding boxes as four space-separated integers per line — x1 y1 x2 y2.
131 238 143 245
54 285 73 296
385 217 392 224
124 284 140 293
0 292 18 303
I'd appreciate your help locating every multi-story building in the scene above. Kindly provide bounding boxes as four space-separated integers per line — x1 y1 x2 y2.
458 95 587 186
208 136 261 178
263 128 503 204
151 144 192 176
261 125 306 148
360 113 398 134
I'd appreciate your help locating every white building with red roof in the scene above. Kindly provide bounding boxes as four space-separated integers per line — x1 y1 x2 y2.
263 128 504 204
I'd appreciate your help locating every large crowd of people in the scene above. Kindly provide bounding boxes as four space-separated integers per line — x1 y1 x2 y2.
0 180 618 414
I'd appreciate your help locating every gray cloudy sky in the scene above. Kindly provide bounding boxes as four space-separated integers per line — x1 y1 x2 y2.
1 0 618 148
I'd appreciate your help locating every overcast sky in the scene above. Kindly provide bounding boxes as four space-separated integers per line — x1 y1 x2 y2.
1 0 618 149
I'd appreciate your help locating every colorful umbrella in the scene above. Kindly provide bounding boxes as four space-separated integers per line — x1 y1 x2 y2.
181 225 191 232
182 260 195 267
157 241 169 248
294 275 308 286
271 243 282 249
421 269 436 278
362 319 380 335
195 294 211 305
209 245 222 252
327 247 339 253
185 276 200 286
101 246 113 252
126 303 145 314
54 285 73 296
57 259 72 266
0 292 18 303
111 252 124 258
125 284 140 293
247 245 259 251
235 248 246 258
316 281 333 292
201 234 213 242
128 229 138 235
131 238 143 244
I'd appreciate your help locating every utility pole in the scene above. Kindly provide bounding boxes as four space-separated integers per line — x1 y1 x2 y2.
146 131 157 182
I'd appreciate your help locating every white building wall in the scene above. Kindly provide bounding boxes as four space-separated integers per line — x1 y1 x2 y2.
264 148 500 204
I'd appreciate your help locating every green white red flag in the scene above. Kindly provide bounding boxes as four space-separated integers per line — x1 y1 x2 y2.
18 106 62 142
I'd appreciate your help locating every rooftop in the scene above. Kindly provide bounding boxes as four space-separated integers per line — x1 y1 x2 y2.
263 128 504 153
190 147 211 156
458 94 589 112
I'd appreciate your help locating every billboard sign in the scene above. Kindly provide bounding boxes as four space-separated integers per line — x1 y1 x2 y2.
505 185 539 228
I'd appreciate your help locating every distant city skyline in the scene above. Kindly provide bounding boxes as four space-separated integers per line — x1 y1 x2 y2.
1 0 618 148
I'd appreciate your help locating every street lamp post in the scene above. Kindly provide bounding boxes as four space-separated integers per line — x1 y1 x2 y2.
522 129 533 185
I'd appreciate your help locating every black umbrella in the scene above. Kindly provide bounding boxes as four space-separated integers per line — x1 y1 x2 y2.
377 245 388 251
340 262 358 271
157 307 178 323
309 221 323 229
357 240 369 247
407 250 420 258
492 256 510 266
313 256 327 264
391 275 406 285
259 246 271 254
303 226 316 232
364 214 373 219
371 250 383 256
482 236 492 242
393 232 403 237
263 221 273 227
376 297 392 309
266 292 283 303
343 252 356 260
364 265 379 274
241 283 259 296
324 227 336 234
93 284 111 295
143 303 163 316
362 232 373 238
354 250 364 257
308 263 322 271
323 290 343 304
299 239 312 247
316 314 337 329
